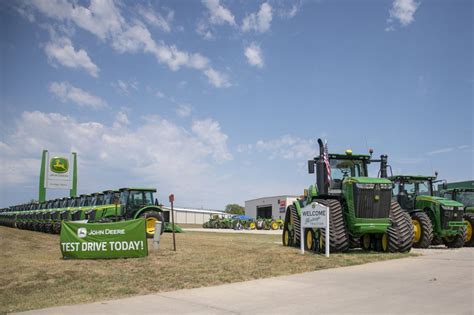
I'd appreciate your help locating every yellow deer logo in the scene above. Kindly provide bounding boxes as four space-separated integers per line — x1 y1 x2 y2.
50 157 69 173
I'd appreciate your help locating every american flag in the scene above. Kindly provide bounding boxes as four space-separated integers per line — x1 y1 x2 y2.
323 140 331 183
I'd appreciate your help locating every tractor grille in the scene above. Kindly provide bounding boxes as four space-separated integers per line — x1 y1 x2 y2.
441 207 463 229
353 184 391 219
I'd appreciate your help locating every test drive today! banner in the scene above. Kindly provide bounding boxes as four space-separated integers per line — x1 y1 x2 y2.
60 219 148 259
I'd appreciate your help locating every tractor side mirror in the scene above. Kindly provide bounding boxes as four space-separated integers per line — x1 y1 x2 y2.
308 160 315 174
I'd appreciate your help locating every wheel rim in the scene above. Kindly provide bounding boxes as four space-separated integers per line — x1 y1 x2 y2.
466 221 473 242
306 230 313 249
146 217 157 234
382 233 388 252
412 219 421 243
362 234 371 249
272 222 279 230
250 222 256 229
283 230 289 246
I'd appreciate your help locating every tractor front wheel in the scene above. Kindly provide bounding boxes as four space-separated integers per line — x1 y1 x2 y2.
140 211 164 238
411 211 433 248
443 227 466 248
387 201 414 253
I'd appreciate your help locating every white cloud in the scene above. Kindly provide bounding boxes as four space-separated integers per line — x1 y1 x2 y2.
242 2 273 33
49 81 107 109
202 0 236 26
30 0 229 88
112 79 138 95
0 111 233 206
245 43 264 68
44 37 99 77
192 119 233 162
137 5 173 33
255 135 317 160
387 0 420 30
176 104 192 118
427 147 454 156
279 4 299 19
204 68 231 88
196 21 215 40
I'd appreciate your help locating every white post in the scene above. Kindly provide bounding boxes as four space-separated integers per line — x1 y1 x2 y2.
153 221 162 250
325 206 330 258
300 220 304 255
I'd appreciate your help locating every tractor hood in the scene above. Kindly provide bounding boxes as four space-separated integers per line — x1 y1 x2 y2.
347 177 392 184
417 196 464 207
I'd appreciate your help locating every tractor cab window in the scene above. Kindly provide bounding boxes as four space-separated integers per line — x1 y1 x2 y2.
120 191 129 205
128 191 144 207
417 181 431 196
329 159 366 190
456 191 474 207
144 192 154 205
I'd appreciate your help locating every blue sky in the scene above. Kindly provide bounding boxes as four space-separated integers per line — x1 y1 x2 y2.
0 0 472 209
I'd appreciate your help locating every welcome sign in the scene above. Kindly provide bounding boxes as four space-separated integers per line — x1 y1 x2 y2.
60 219 148 259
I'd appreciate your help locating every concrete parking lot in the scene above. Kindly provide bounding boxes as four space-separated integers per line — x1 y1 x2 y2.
18 247 473 315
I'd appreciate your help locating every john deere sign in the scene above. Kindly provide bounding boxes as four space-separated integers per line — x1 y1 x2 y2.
39 150 77 202
50 157 69 173
60 219 148 259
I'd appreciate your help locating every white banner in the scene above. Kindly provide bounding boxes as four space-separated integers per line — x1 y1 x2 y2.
44 152 73 189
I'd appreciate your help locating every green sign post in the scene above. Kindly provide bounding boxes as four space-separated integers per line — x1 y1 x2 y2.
60 219 148 259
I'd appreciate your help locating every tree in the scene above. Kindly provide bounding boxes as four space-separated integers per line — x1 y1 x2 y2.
225 203 244 215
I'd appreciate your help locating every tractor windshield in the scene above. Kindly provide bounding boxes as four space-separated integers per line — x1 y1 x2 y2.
456 191 474 207
330 159 366 181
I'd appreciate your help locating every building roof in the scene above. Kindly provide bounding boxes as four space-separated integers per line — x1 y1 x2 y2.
162 206 229 215
245 195 299 203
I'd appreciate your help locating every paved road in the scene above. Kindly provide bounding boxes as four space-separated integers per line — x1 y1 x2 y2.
18 248 473 315
183 228 282 235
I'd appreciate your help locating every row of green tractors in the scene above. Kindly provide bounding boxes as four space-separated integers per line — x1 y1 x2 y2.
0 188 165 238
282 139 473 253
203 215 284 230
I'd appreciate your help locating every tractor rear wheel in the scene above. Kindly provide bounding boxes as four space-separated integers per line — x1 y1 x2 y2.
387 201 414 253
289 204 301 246
318 199 349 252
140 211 164 238
411 211 433 248
443 227 466 248
282 227 293 246
463 213 474 247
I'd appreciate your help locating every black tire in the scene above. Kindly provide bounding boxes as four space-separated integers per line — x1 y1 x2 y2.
387 201 413 253
140 211 164 238
431 235 443 246
282 208 293 247
289 204 301 246
463 213 474 247
443 227 466 248
349 234 361 249
411 211 433 248
318 199 350 252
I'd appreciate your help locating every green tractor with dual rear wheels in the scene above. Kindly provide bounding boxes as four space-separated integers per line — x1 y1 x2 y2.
439 186 474 247
390 175 466 248
282 139 413 253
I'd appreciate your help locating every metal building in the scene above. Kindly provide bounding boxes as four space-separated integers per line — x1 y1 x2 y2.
162 207 230 225
245 195 299 220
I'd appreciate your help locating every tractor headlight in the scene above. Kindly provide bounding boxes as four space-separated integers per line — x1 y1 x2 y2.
442 206 454 211
380 183 392 190
356 183 375 189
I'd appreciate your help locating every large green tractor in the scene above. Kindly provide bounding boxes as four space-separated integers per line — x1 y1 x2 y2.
390 175 466 248
439 187 474 247
282 139 413 253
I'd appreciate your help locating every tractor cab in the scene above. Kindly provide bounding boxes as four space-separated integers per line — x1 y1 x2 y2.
90 193 105 206
325 153 370 192
103 190 120 205
119 188 156 218
441 188 474 209
390 175 435 211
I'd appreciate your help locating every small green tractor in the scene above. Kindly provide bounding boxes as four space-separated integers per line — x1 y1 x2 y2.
283 139 413 253
439 186 474 247
390 176 466 248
